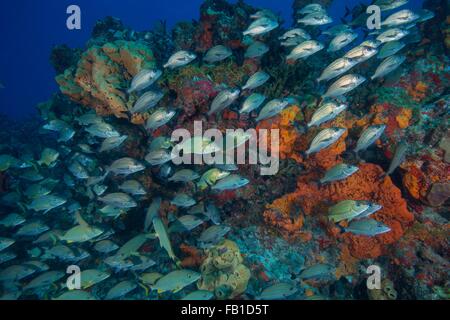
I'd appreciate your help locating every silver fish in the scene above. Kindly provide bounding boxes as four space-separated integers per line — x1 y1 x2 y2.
203 45 232 63
308 102 347 128
94 240 119 254
360 39 382 48
306 127 346 155
287 40 324 61
245 41 269 58
99 135 128 153
0 238 14 252
330 200 375 223
317 57 357 82
205 202 221 225
207 89 240 115
386 141 408 175
381 9 419 27
239 93 266 114
371 54 406 80
168 169 200 183
297 12 332 26
152 216 177 261
256 98 289 122
0 265 37 282
75 113 104 126
144 197 161 232
173 136 222 156
257 283 298 300
344 45 378 63
373 0 408 12
355 202 383 219
107 157 145 176
152 269 200 294
163 51 196 69
344 218 391 236
0 213 25 228
376 28 409 43
243 17 279 36
130 90 164 114
15 221 49 237
323 24 352 36
149 136 173 151
211 174 249 191
323 74 366 98
377 41 405 59
328 31 358 52
250 9 278 21
85 123 120 138
169 215 204 233
118 180 146 195
299 264 335 280
171 193 196 208
198 225 231 244
27 194 67 214
105 280 137 300
297 3 325 15
355 124 386 152
79 269 110 289
145 108 176 131
416 9 435 23
281 37 307 47
145 149 174 166
320 163 359 184
181 290 214 300
128 69 162 94
68 161 89 179
98 193 137 209
242 71 270 91
279 28 310 40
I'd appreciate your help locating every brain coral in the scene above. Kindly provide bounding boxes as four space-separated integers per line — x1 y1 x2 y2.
56 40 155 119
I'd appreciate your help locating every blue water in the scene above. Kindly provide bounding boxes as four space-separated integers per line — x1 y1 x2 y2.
0 0 422 119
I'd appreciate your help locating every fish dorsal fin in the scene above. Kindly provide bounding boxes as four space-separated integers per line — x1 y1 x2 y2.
75 211 89 227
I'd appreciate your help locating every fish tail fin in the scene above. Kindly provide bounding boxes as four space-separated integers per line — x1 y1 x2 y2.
378 172 388 182
344 6 351 18
300 150 309 160
138 282 150 296
18 202 28 212
362 28 371 39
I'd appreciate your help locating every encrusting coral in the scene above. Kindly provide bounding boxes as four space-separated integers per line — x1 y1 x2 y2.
56 40 155 119
264 163 414 259
197 240 250 299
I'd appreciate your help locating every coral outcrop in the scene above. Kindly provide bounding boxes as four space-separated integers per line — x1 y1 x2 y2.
197 240 250 299
56 40 155 119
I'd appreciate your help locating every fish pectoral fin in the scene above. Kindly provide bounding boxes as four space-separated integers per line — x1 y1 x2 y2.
172 286 182 294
